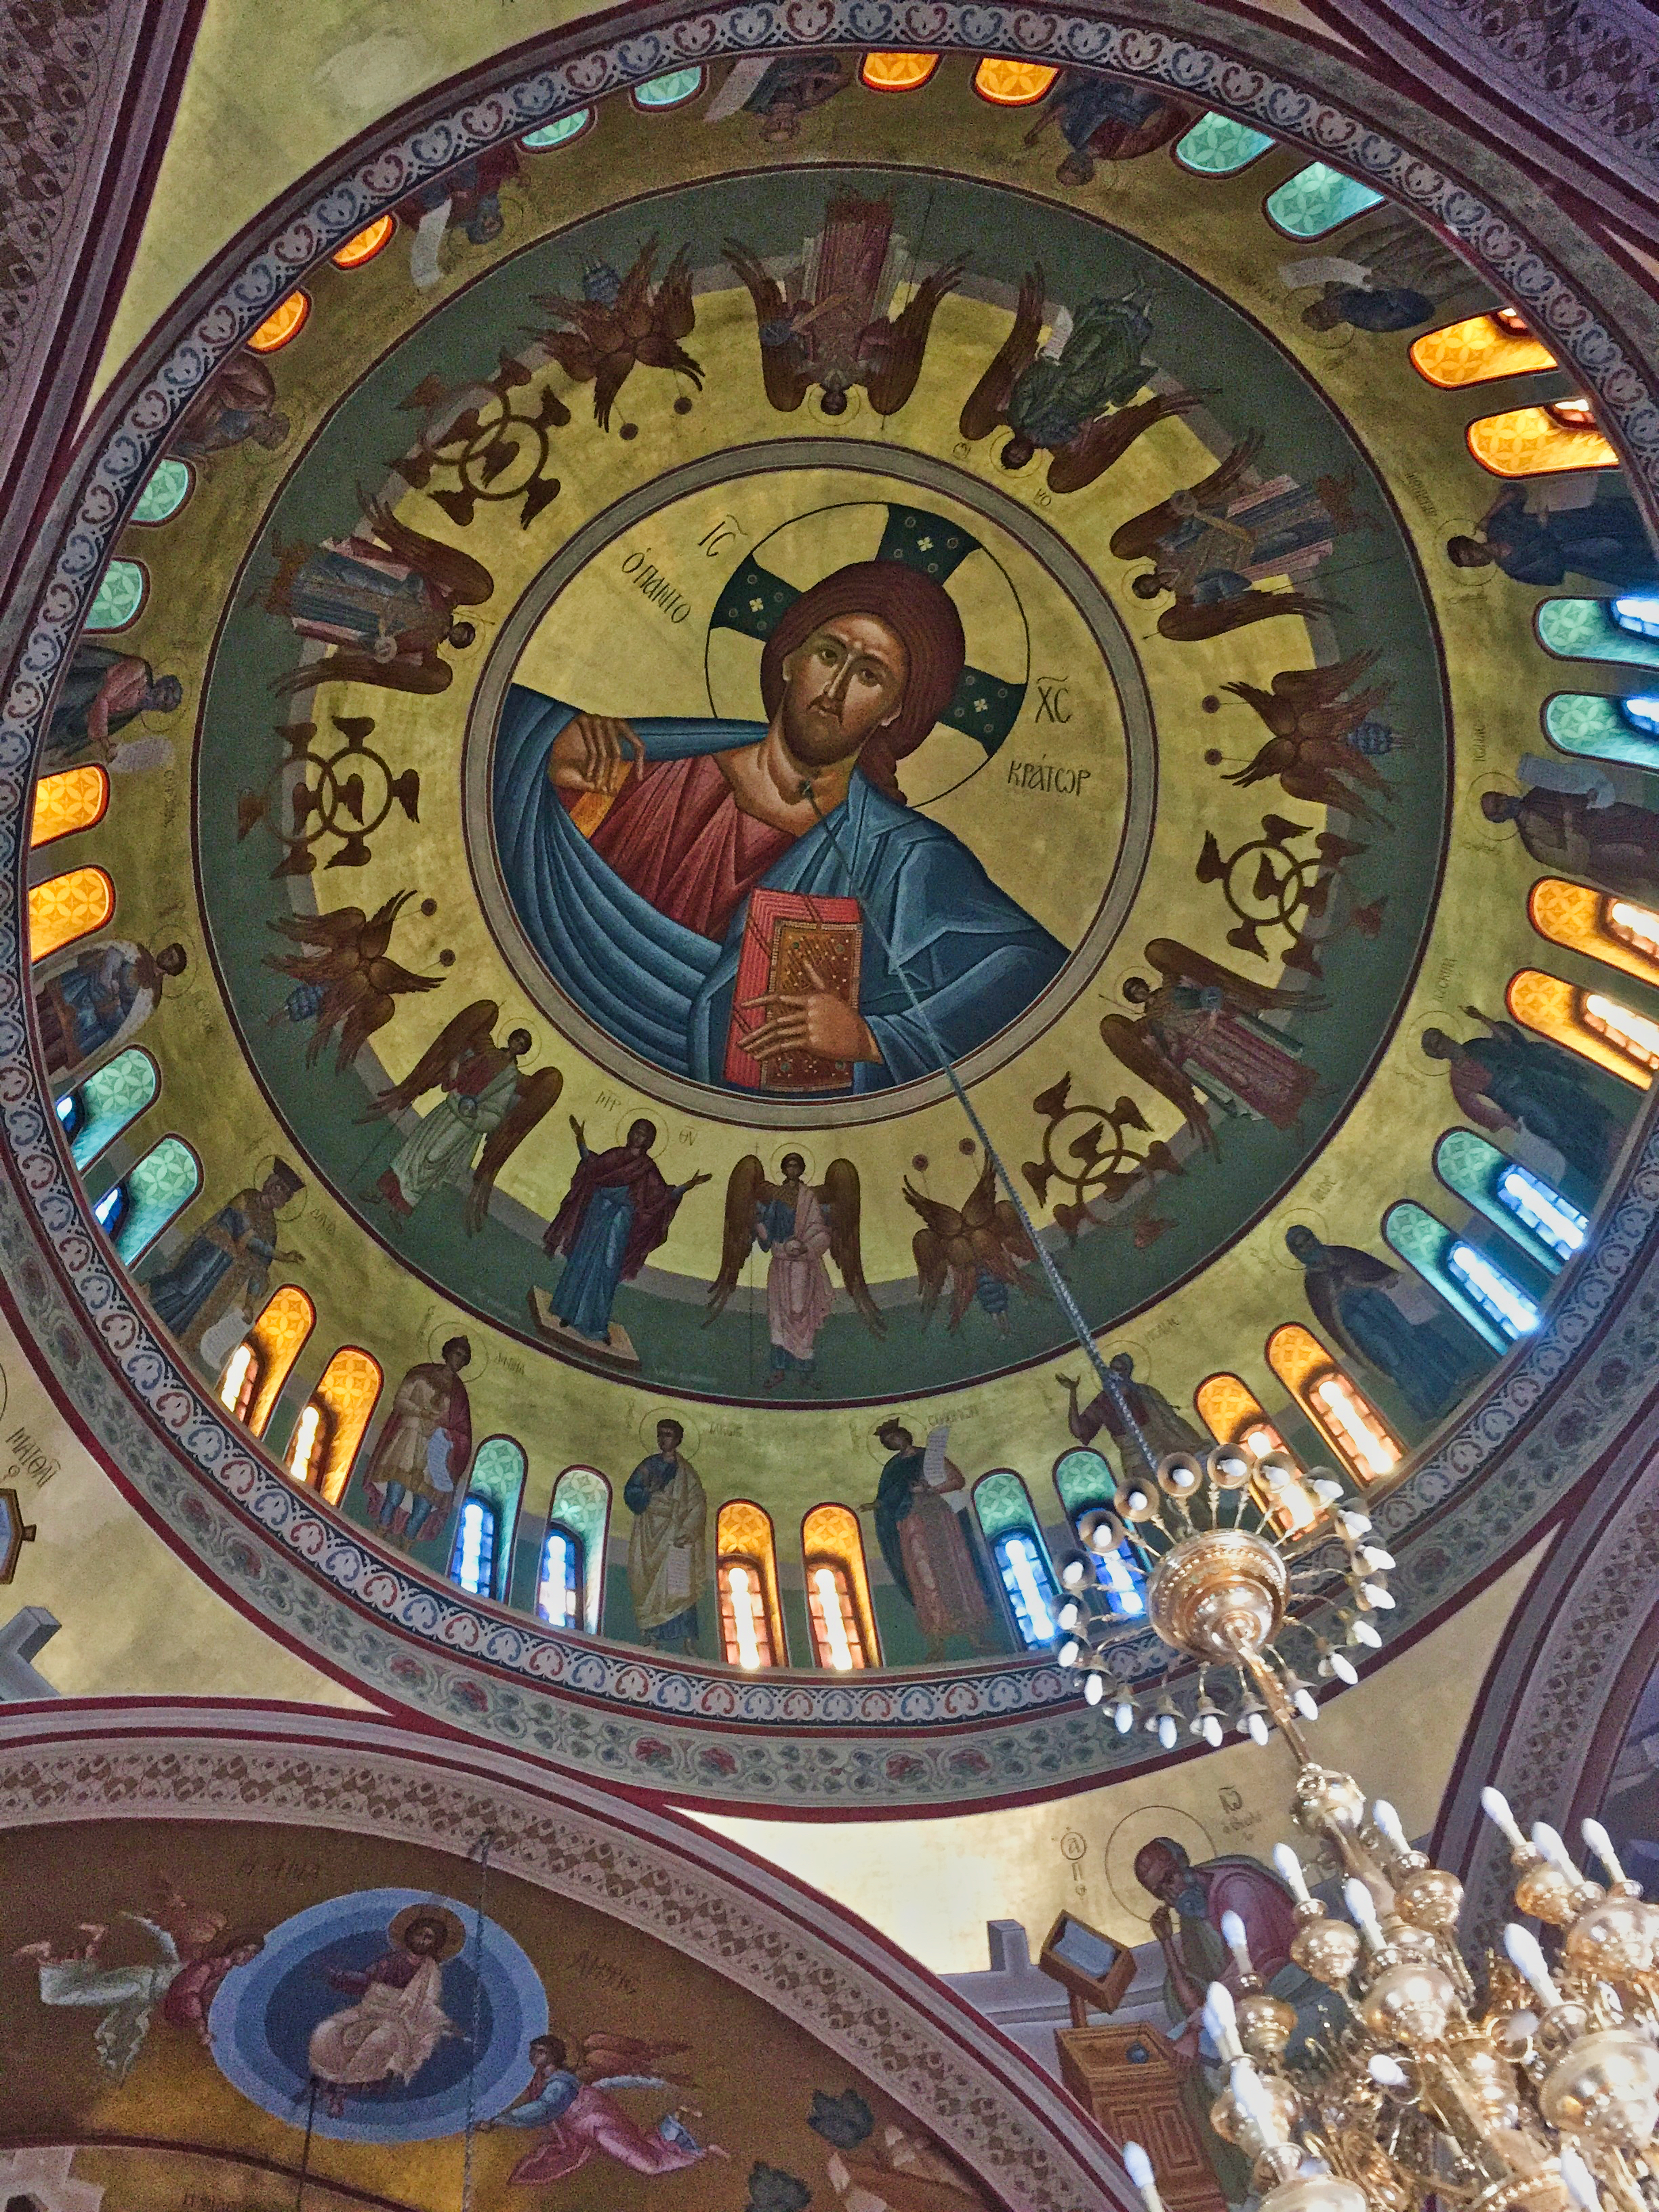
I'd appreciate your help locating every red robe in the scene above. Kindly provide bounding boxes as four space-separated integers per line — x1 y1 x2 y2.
581 754 791 943
544 1145 684 1275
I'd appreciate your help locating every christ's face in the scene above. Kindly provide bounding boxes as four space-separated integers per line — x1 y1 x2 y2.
779 614 909 768
405 1919 445 1955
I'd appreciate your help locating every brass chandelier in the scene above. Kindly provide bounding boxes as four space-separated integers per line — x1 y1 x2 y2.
1056 1451 1659 2212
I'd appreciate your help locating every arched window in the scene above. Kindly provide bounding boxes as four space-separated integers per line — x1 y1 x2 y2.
331 215 395 268
451 1496 500 1598
1264 164 1384 239
1383 1201 1538 1349
31 766 108 848
971 59 1059 107
296 1347 382 1504
1529 880 1659 996
1267 1324 1401 1482
1466 404 1616 478
541 1465 609 1630
859 52 941 91
130 457 193 525
1174 113 1273 174
1193 1376 1319 1536
716 1499 785 1668
93 1181 127 1237
111 1134 199 1263
520 108 593 150
85 558 148 632
973 1471 1059 1648
222 1284 314 1437
1613 595 1659 643
800 1503 880 1668
1051 1447 1149 1616
631 66 705 108
454 1436 529 1605
28 866 113 961
1408 312 1557 388
1507 967 1654 1090
58 1047 156 1171
537 1521 583 1627
1434 1127 1588 1273
1541 691 1659 771
248 291 310 352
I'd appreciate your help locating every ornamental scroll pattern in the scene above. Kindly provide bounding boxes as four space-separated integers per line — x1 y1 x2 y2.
1 0 1659 1808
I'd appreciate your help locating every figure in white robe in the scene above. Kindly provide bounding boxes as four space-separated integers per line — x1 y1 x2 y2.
758 1157 834 1387
625 1420 708 1654
306 1905 462 2116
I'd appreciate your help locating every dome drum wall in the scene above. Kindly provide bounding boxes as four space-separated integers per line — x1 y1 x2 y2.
1 3 1658 1807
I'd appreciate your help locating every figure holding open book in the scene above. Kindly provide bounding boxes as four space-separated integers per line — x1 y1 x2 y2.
494 560 1067 1097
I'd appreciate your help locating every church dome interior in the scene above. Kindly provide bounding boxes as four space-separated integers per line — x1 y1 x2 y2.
4 1 1659 2207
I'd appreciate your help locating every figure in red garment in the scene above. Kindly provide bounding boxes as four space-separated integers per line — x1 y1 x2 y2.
489 2030 728 2182
542 1118 710 1346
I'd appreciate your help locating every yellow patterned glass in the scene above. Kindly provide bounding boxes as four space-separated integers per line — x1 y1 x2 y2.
1508 966 1654 1088
29 865 113 960
800 1502 880 1665
1195 1374 1317 1534
1409 313 1557 389
331 216 394 269
715 1498 785 1663
243 1286 316 1437
860 52 941 90
248 291 310 352
1467 403 1616 477
972 59 1059 105
1528 878 1659 991
31 767 108 848
1266 1325 1401 1481
312 1347 383 1505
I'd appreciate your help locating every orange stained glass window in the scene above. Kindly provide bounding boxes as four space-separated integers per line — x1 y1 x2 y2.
972 58 1059 105
715 1498 785 1666
1194 1374 1319 1536
800 1502 880 1666
1408 312 1557 389
29 865 113 960
220 1342 260 1423
31 767 108 848
860 52 941 91
331 216 395 269
310 1346 382 1505
1266 1325 1403 1483
1508 966 1655 1088
1528 878 1659 992
1466 402 1616 478
240 1285 316 1437
248 291 311 353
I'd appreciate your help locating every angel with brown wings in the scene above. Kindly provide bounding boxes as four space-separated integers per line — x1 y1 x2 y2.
529 239 701 431
1218 650 1395 823
903 1155 1041 1334
265 497 493 699
487 2027 727 2179
705 1153 882 1386
1100 941 1322 1153
362 1000 562 1234
724 194 964 416
958 270 1198 493
1110 435 1340 642
265 888 443 1073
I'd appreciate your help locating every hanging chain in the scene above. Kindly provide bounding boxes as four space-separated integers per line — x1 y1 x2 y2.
462 1831 495 2212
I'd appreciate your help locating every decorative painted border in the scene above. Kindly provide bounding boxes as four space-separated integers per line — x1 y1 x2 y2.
0 1699 1136 2212
1 0 1658 1807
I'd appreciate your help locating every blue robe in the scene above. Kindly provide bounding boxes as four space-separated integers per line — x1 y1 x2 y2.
493 687 1067 1094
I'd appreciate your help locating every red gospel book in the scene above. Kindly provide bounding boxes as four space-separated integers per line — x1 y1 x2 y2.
723 888 863 1092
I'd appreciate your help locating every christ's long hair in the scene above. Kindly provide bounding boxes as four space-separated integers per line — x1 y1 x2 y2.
758 560 966 801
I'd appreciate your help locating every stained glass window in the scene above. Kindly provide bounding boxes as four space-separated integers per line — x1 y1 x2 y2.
632 67 704 109
85 559 147 631
521 110 592 150
62 1047 156 1170
451 1497 499 1597
537 1524 582 1626
31 767 108 848
1174 113 1274 175
115 1134 199 1263
1265 164 1385 239
131 459 193 525
28 865 113 960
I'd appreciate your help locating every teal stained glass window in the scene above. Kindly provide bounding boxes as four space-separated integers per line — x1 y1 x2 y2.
131 459 192 525
1536 598 1659 670
115 1134 199 1263
1381 1200 1510 1355
1433 1128 1583 1275
1265 163 1386 239
62 1048 157 1171
632 67 703 109
457 1435 527 1601
521 108 592 149
1053 1447 1115 1517
1544 692 1659 769
545 1465 609 1630
1175 113 1275 176
85 558 147 632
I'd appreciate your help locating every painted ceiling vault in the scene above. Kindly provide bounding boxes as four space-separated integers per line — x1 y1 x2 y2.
7 13 1659 1806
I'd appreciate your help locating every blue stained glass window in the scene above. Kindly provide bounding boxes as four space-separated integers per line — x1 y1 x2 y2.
1092 1539 1147 1620
1448 1242 1541 1338
56 1090 84 1138
1615 594 1659 640
1175 113 1275 176
1498 1163 1587 1261
537 1524 583 1626
994 1532 1059 1647
64 1048 157 1170
450 1496 498 1597
521 109 592 149
1266 163 1386 239
94 1181 125 1231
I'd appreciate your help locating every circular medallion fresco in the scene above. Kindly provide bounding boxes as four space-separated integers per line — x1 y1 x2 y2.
194 163 1448 1406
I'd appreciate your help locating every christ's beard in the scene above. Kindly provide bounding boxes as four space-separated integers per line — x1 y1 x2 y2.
779 695 882 771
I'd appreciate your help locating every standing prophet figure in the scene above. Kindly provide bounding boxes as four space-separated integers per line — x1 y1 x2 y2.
1057 1355 1207 1470
865 1421 998 1658
541 1118 710 1350
361 1336 474 1550
1284 1225 1488 1423
143 1161 305 1372
624 1419 709 1654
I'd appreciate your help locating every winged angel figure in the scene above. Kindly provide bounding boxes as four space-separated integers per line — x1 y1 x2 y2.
958 270 1198 492
1220 650 1395 823
903 1155 1041 1333
724 194 964 415
1099 940 1321 1153
705 1154 882 1386
529 239 701 430
490 2028 726 2179
364 1000 562 1233
265 888 443 1072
